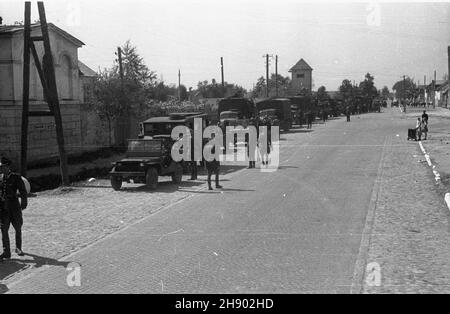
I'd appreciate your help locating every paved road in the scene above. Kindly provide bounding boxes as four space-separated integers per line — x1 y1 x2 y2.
6 111 405 293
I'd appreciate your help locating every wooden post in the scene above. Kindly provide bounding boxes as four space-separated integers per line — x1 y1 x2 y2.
433 70 436 108
266 54 269 97
448 47 450 108
220 57 224 97
38 1 69 185
275 55 278 97
20 1 31 177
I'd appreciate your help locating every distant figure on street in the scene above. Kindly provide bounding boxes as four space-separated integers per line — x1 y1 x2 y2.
422 110 429 124
307 111 313 129
346 106 351 122
421 118 428 140
205 134 222 191
415 117 423 141
0 157 27 260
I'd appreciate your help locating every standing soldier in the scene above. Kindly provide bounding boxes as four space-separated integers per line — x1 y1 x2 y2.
346 106 351 122
0 157 27 260
205 134 222 190
247 117 257 169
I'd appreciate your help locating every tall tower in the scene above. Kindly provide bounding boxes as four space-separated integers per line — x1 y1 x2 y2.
289 58 313 95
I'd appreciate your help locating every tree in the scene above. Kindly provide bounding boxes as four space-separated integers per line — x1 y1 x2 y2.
93 40 157 146
196 80 246 98
392 77 416 100
359 73 378 102
339 79 354 103
93 70 124 147
381 86 390 99
179 84 188 101
317 86 328 101
251 74 291 98
251 76 266 98
119 40 157 87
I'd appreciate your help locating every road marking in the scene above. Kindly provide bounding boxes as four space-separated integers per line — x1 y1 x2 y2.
351 136 389 294
419 141 441 182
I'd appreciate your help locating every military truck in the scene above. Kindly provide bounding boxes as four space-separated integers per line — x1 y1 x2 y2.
140 112 209 138
109 136 184 191
217 97 256 130
256 98 292 132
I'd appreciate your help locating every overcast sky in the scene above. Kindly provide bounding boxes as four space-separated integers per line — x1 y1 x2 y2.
1 0 449 91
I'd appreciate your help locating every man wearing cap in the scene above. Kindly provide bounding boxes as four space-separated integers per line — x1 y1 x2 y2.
0 157 27 260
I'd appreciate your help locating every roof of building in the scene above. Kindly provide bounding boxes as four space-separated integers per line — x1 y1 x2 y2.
0 23 84 47
427 79 447 88
289 58 313 72
437 81 449 92
78 60 97 77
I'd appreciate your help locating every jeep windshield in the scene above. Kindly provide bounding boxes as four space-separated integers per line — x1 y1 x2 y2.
220 111 239 120
127 140 162 153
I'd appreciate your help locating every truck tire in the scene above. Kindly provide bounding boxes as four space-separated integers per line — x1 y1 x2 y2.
172 165 183 184
146 168 158 190
110 176 122 191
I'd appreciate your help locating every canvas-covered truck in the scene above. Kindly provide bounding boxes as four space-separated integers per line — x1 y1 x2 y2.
109 136 184 191
217 97 256 130
140 112 209 138
288 95 313 126
256 98 292 132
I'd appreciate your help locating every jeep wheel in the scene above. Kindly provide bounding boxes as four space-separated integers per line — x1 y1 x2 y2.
146 168 158 190
172 165 183 184
110 176 122 191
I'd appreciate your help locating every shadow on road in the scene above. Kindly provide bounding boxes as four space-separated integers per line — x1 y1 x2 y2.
286 129 314 134
0 253 71 294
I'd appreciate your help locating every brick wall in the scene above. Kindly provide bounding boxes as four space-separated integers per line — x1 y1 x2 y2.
0 103 113 165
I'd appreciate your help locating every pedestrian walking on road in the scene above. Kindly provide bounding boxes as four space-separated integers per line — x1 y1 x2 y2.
205 134 222 191
346 106 351 122
0 157 27 260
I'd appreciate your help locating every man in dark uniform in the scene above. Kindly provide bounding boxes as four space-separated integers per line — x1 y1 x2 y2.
247 117 257 169
0 157 27 260
422 110 429 123
204 134 222 190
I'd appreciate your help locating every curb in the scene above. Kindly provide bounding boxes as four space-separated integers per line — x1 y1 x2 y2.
350 136 389 294
418 141 449 212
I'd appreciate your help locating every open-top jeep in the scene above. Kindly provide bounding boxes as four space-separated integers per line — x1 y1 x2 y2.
109 135 183 191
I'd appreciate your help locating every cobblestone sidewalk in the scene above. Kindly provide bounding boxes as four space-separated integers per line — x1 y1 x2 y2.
362 132 450 293
0 164 244 285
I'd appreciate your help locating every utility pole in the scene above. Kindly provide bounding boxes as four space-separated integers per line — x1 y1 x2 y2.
433 70 436 108
115 46 127 147
424 75 426 103
448 46 450 108
20 1 70 185
221 57 225 97
178 69 181 101
20 2 31 177
402 75 406 101
117 47 124 87
266 54 269 97
275 55 278 97
221 57 224 88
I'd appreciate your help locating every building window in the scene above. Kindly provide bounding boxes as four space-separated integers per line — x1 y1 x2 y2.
297 73 305 79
